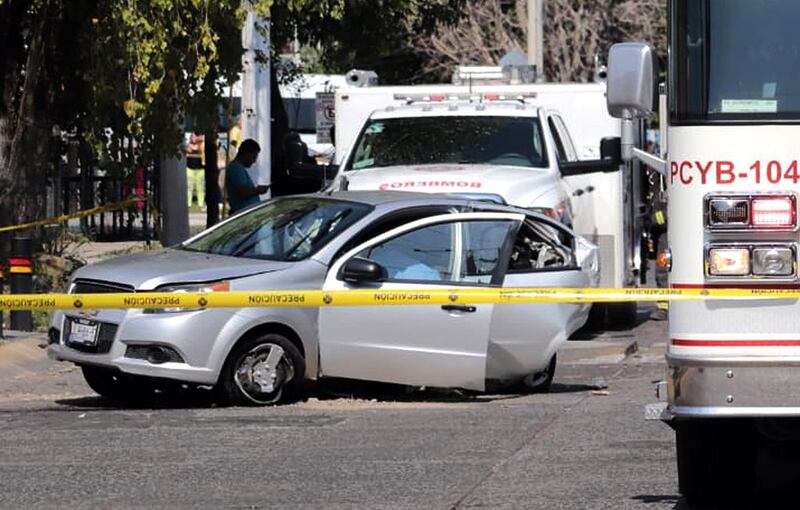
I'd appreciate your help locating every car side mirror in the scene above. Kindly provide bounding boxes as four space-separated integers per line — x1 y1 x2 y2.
341 257 386 283
559 137 622 176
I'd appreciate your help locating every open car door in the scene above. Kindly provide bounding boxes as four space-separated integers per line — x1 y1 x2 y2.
319 212 524 391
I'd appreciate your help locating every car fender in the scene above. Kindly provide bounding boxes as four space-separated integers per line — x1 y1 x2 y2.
207 307 320 383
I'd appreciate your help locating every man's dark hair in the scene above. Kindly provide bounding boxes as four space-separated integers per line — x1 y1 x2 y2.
238 138 260 156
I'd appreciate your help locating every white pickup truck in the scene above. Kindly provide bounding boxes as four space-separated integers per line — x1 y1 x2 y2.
332 95 595 226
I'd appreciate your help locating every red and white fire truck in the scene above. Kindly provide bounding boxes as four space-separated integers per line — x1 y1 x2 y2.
607 0 800 504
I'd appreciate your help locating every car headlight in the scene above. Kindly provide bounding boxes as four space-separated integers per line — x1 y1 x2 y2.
146 281 230 313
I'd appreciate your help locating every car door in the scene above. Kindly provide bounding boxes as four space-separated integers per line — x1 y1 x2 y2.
319 212 523 391
548 112 596 236
487 215 597 381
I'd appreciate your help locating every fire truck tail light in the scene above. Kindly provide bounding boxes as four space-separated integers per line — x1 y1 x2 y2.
751 197 796 227
752 247 795 276
708 248 750 276
708 199 749 226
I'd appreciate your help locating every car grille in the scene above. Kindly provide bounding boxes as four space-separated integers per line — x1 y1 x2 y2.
71 279 135 294
63 318 119 354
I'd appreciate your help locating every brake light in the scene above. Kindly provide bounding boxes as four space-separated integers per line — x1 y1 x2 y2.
752 197 795 227
705 194 796 230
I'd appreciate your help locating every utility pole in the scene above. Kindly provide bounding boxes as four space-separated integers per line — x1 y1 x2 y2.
527 0 545 82
241 2 272 198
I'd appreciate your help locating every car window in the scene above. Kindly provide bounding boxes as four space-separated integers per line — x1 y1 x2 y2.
182 197 372 261
347 116 548 170
547 116 569 162
459 221 514 283
357 220 514 284
553 116 578 161
508 219 576 272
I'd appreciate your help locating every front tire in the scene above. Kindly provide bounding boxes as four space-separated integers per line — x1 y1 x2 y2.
217 333 305 406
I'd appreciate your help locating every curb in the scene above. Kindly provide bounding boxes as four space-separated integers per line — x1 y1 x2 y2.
560 337 639 364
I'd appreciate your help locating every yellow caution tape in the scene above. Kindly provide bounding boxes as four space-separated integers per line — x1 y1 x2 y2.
0 195 156 233
2 287 800 311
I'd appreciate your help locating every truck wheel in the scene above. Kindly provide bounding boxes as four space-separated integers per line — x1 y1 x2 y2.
676 419 756 506
81 366 141 401
217 333 305 406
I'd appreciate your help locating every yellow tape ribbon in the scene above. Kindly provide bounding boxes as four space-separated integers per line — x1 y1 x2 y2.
0 195 155 233
1 287 799 311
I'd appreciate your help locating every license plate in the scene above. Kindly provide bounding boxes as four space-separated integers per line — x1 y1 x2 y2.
69 319 99 345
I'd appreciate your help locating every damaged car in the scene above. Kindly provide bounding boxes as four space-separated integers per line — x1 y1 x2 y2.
48 191 599 405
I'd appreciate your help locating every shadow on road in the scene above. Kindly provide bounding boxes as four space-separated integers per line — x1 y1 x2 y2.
50 377 604 410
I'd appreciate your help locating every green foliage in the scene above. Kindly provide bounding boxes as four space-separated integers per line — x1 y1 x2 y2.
53 0 344 168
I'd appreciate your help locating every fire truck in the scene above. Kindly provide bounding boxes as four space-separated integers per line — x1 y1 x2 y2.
606 0 800 504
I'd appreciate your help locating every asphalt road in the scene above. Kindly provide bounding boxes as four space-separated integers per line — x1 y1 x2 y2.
0 308 735 509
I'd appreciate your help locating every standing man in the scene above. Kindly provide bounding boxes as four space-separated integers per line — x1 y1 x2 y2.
186 131 205 210
225 139 269 214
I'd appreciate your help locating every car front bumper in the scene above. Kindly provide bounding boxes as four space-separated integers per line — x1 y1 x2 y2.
48 308 246 385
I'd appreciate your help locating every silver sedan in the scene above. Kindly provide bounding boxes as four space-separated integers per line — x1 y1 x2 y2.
48 191 599 405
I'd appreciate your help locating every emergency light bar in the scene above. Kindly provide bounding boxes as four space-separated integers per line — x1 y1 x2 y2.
393 92 538 105
705 194 796 230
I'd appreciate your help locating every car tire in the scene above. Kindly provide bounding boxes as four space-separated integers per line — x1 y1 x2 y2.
81 366 142 401
217 333 305 406
523 354 556 393
676 419 756 507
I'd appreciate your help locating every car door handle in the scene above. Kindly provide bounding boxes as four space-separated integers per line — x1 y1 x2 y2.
441 305 477 313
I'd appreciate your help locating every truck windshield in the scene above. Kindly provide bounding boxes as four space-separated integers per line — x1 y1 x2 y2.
672 0 800 122
346 116 548 170
182 197 372 261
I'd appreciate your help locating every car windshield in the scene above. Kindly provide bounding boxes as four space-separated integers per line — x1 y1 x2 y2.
182 197 372 261
347 116 547 170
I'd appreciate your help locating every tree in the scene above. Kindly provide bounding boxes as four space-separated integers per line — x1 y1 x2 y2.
272 0 466 84
417 0 666 83
0 0 346 235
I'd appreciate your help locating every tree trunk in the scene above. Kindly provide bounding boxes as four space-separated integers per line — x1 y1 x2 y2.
0 0 63 234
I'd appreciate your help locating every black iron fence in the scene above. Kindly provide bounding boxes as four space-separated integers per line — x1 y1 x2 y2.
60 165 158 242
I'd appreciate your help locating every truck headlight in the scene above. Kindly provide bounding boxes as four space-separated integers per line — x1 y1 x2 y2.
708 248 750 276
146 281 230 313
752 247 794 276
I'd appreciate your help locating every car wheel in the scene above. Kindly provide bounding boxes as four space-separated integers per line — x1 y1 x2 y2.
218 333 305 406
523 354 556 393
81 366 142 401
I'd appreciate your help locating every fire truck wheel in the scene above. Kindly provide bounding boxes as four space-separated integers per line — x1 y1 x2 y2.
676 419 756 506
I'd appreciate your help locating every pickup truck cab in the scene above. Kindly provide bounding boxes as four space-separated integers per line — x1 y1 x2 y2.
330 98 602 226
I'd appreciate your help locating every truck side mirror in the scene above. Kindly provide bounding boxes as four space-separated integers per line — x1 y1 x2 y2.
607 43 657 120
600 136 621 162
559 137 622 177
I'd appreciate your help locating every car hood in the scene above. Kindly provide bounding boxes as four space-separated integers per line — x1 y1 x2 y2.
71 248 293 291
345 164 560 206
